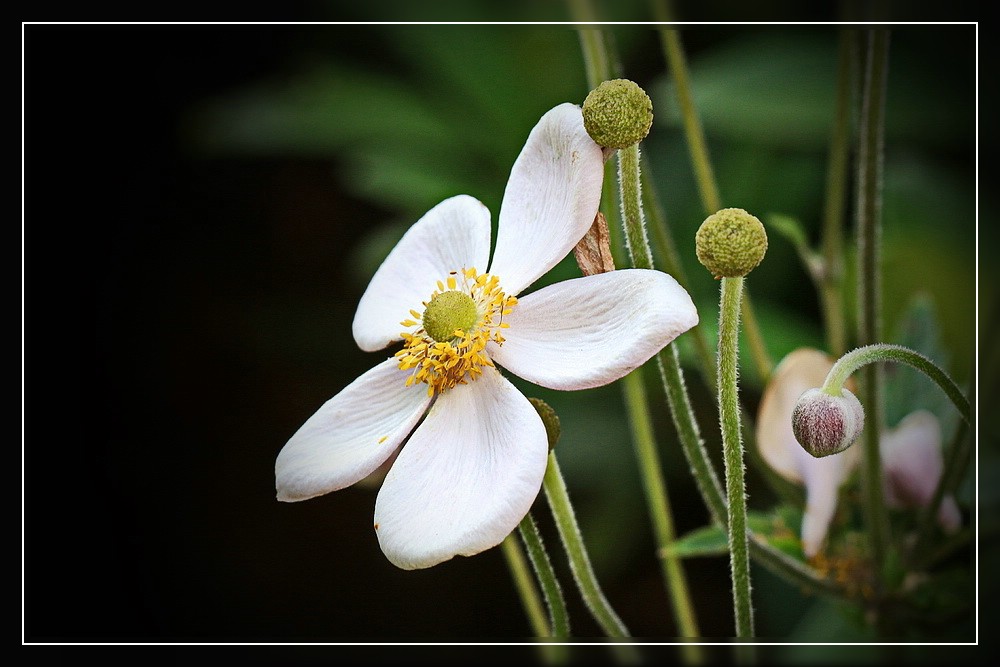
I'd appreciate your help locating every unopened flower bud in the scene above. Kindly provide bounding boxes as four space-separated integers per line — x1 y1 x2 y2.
581 79 654 149
528 398 561 451
695 208 768 278
792 388 865 458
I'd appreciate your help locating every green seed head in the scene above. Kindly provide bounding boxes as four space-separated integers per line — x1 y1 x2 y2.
528 397 561 451
581 79 654 149
695 207 768 278
422 290 478 342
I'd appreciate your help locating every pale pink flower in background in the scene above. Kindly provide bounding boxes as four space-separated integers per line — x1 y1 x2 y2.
881 410 961 533
757 348 861 558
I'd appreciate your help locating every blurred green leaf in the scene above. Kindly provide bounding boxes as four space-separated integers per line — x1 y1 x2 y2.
766 212 811 253
666 509 805 559
652 30 972 151
186 26 590 222
663 523 728 558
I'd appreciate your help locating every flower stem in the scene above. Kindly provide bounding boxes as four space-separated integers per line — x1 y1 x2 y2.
819 29 858 357
501 530 551 637
657 345 727 522
571 1 610 89
658 26 721 215
617 143 653 271
543 452 630 638
617 140 702 642
622 368 701 640
718 276 754 638
641 159 717 391
856 28 891 589
518 512 571 638
821 344 971 423
656 23 772 383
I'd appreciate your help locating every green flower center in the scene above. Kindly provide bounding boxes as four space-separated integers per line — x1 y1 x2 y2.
396 268 518 397
421 290 479 342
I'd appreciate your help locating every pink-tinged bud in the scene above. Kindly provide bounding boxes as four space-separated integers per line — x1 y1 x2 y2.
792 388 865 458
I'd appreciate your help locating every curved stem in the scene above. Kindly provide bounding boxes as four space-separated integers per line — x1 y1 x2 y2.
822 344 970 424
518 512 571 638
718 276 754 638
543 452 630 638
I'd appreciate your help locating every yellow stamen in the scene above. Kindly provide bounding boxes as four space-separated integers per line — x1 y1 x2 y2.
395 267 518 396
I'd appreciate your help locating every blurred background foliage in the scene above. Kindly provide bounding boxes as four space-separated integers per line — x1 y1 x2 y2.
25 13 986 660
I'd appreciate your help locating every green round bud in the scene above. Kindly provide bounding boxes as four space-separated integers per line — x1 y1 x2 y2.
528 397 561 451
791 388 865 458
422 290 478 342
695 207 768 278
581 79 654 149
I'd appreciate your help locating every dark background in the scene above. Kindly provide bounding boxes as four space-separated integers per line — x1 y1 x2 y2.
24 16 986 663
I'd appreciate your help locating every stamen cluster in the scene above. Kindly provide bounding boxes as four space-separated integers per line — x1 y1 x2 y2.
396 268 517 396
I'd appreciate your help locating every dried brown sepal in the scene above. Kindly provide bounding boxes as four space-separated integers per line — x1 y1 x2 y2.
572 211 616 277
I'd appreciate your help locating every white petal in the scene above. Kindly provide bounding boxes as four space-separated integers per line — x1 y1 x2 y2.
373 367 548 570
488 269 697 391
799 458 845 558
353 195 492 352
275 358 433 502
489 103 604 296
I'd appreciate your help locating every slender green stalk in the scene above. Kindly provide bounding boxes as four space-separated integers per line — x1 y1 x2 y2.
618 141 702 643
617 144 654 270
856 28 891 586
718 276 754 638
740 293 772 384
518 512 571 638
622 369 701 639
657 345 727 523
501 532 551 637
659 27 721 215
819 29 857 357
543 452 630 638
572 0 610 90
642 160 717 390
656 24 773 382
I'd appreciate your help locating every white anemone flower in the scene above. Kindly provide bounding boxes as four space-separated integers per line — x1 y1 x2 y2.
274 103 699 570
757 348 861 558
881 410 962 533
